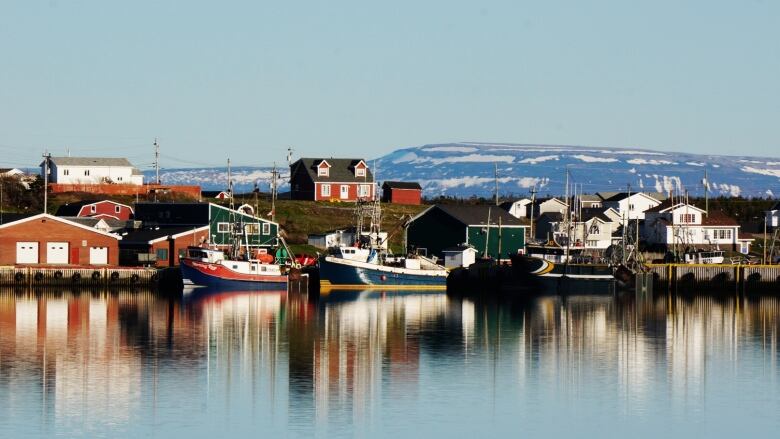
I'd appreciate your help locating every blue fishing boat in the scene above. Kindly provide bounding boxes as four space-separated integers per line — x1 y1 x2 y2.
319 246 448 290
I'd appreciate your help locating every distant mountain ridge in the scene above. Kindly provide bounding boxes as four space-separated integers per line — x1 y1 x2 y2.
147 143 780 198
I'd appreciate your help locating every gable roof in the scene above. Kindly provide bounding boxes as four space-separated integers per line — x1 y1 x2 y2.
645 200 706 214
45 157 135 167
291 158 374 183
771 201 780 211
578 194 602 203
0 214 121 239
119 225 209 245
601 192 662 203
382 181 421 190
433 205 529 227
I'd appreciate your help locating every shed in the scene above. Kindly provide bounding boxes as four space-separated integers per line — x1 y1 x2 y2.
119 225 210 267
0 214 121 265
407 205 529 260
442 245 478 269
381 181 422 205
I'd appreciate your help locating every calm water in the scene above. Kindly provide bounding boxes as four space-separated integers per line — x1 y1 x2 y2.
1 288 780 438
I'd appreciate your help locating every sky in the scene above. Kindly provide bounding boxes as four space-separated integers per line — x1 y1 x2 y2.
1 0 778 171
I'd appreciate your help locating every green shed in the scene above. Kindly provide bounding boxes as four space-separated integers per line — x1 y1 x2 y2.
407 205 529 260
209 203 279 248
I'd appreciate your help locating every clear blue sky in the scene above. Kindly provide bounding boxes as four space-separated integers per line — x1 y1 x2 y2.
1 0 778 170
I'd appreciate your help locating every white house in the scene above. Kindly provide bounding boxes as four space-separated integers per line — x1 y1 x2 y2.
643 201 752 253
500 198 533 219
0 168 24 177
534 210 618 252
41 157 144 185
536 198 568 217
767 201 780 229
602 192 662 220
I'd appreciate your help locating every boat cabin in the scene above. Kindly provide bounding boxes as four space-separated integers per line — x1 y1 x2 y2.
185 246 225 264
684 250 725 264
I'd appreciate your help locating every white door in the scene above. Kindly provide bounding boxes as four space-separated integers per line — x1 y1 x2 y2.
340 185 349 199
16 242 39 264
89 247 108 265
46 242 69 264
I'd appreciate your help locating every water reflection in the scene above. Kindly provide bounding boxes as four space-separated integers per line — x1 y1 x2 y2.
1 288 780 437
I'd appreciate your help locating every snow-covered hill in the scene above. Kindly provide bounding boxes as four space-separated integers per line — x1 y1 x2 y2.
148 143 780 198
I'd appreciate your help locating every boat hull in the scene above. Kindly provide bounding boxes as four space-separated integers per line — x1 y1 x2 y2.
318 256 447 290
180 258 288 290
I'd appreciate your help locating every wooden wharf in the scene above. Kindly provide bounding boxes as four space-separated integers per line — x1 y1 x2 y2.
646 263 780 293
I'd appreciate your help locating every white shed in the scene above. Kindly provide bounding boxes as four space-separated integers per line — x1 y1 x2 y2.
443 245 478 269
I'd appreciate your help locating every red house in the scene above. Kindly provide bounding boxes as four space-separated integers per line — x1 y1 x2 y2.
55 200 134 221
381 181 422 205
0 214 121 265
289 158 375 202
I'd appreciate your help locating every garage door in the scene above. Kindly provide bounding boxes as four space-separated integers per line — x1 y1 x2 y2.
89 247 108 265
16 242 39 264
46 242 69 264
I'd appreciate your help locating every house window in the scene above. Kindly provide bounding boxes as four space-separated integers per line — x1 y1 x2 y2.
156 248 168 261
262 223 271 235
115 205 121 213
716 229 732 240
356 167 366 177
588 224 600 234
117 176 122 181
217 222 231 233
321 184 331 197
245 223 260 235
84 170 90 176
586 240 598 247
679 213 696 224
629 204 635 211
358 184 371 198
318 166 329 177
90 205 97 213
63 169 70 176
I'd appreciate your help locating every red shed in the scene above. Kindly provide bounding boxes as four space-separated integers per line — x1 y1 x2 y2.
381 181 422 205
55 200 134 221
119 226 210 267
0 214 121 266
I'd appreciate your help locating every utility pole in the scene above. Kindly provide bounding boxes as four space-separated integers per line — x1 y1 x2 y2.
703 168 709 217
42 152 51 214
153 138 161 184
764 216 768 265
270 162 278 223
494 162 499 206
529 184 538 241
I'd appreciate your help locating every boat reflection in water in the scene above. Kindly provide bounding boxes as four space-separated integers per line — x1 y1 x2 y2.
2 287 780 437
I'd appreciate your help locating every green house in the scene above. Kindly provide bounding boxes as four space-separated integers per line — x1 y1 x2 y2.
209 203 279 248
134 202 279 249
407 205 529 259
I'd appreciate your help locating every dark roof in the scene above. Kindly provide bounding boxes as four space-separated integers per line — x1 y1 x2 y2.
291 158 374 183
645 199 676 213
701 211 738 226
772 201 780 211
537 212 564 222
46 157 134 167
435 205 528 227
0 213 36 225
119 226 204 245
382 181 421 190
134 202 211 226
578 208 612 222
602 192 664 202
56 201 91 216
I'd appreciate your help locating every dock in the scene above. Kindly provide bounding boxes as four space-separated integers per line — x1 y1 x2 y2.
646 264 780 293
0 266 161 287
